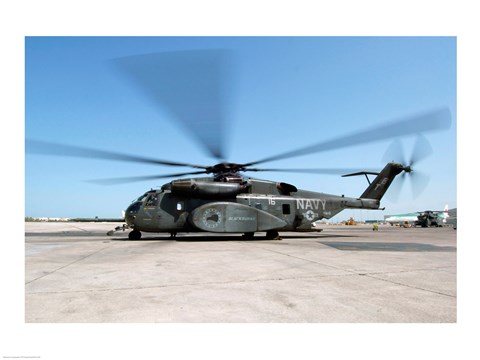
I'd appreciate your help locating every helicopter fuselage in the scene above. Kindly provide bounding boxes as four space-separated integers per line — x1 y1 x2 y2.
124 175 381 238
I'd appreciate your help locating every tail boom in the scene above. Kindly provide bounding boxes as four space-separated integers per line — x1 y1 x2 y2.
359 162 407 200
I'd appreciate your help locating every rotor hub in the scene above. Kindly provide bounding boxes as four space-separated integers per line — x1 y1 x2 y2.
403 165 413 173
207 162 247 174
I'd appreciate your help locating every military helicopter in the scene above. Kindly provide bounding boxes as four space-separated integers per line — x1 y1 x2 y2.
415 210 448 227
385 206 450 227
26 50 452 240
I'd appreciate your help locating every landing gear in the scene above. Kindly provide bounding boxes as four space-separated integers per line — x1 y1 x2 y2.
170 231 177 238
128 229 142 240
266 230 282 240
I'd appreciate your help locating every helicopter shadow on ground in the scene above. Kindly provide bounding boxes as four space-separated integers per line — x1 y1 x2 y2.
319 241 457 252
109 233 360 242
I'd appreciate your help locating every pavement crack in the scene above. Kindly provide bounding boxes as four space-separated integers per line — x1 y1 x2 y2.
245 243 360 274
27 272 354 295
237 243 456 298
363 273 456 298
25 244 115 285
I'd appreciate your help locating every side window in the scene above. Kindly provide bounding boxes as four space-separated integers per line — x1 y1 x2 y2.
282 204 291 215
176 201 184 211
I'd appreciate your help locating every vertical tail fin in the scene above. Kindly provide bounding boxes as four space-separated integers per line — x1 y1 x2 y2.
343 162 408 200
360 163 407 200
442 205 450 222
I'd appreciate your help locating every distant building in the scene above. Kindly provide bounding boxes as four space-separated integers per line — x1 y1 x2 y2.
25 217 71 222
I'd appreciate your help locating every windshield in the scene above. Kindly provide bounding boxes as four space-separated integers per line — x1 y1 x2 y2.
132 192 151 203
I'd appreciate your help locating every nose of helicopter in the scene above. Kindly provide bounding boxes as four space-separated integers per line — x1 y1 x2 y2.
125 213 135 226
124 201 142 226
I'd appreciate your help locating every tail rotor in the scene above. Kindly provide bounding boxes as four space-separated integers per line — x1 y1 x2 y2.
382 135 433 200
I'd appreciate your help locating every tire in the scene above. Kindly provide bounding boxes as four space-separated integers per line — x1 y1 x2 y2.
128 230 142 240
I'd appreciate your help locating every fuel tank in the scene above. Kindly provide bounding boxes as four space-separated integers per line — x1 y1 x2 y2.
190 202 287 232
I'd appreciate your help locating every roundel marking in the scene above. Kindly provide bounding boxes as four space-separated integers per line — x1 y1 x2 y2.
305 210 315 221
202 208 222 228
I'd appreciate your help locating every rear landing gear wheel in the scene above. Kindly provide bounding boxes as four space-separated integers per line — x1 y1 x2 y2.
266 230 282 240
128 229 142 240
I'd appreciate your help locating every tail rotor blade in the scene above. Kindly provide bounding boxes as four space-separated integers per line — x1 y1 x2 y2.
410 134 433 166
382 135 433 201
410 170 430 198
382 138 406 164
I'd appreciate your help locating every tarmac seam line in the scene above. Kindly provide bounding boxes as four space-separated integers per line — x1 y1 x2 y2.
240 243 456 298
363 273 456 298
245 243 362 274
25 271 368 295
25 243 117 285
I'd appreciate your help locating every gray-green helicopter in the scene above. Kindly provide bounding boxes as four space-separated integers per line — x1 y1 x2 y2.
123 161 413 240
27 51 452 240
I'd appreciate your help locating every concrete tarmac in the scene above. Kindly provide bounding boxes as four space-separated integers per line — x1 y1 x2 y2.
25 222 456 323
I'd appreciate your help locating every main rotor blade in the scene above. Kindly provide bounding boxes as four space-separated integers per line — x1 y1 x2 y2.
247 107 451 166
26 139 209 169
112 50 233 160
244 167 377 175
87 170 210 185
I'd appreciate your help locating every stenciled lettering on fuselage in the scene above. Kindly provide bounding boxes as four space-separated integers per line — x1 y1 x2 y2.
228 216 255 222
296 198 327 211
374 177 389 191
296 199 327 222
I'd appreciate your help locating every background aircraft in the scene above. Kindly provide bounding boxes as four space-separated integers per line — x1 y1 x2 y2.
385 205 449 227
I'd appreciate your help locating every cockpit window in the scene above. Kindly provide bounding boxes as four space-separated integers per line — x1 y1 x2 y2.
136 192 150 202
145 194 159 207
134 190 158 204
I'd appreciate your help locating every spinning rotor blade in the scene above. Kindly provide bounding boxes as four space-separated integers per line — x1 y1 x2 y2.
244 167 376 175
382 135 433 166
410 170 430 199
382 135 433 200
113 50 233 160
410 134 433 166
87 170 210 185
26 139 209 170
247 107 451 166
382 138 406 165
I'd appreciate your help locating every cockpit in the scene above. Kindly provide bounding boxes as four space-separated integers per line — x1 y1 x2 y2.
126 190 158 216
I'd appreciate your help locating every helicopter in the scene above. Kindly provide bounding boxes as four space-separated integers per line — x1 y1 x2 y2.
124 161 412 240
26 50 452 240
385 206 450 227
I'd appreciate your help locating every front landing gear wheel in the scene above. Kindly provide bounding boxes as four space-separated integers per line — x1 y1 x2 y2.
128 229 142 240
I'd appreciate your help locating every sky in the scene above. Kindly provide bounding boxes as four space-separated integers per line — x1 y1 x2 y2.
25 36 457 220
